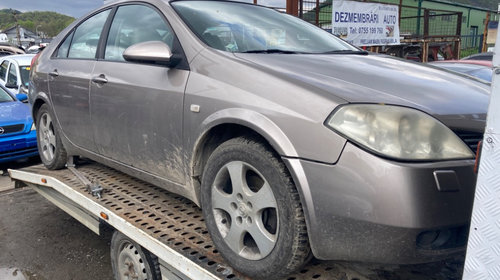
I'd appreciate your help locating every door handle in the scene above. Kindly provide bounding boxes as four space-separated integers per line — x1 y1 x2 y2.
49 70 59 77
92 75 108 84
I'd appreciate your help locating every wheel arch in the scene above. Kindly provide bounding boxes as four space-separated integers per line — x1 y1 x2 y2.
190 108 300 205
31 93 50 125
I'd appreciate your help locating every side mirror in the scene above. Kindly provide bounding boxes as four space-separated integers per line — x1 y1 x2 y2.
5 82 17 89
123 41 173 66
16 93 28 102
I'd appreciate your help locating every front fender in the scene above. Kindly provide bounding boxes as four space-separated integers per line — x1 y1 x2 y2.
199 108 298 157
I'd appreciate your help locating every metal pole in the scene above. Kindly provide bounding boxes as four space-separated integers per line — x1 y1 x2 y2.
423 9 429 37
455 12 463 59
416 0 423 36
463 18 500 280
315 0 320 26
286 0 299 16
481 13 490 53
398 0 402 24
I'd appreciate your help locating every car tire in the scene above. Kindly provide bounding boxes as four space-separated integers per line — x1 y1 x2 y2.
110 231 161 280
36 104 67 169
201 136 311 279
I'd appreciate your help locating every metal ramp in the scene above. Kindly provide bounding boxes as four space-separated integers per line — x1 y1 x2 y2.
10 163 463 280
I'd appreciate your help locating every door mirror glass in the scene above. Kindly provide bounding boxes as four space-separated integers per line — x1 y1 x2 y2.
123 41 173 65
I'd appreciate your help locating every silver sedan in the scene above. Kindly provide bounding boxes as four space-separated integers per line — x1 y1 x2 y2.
29 1 489 279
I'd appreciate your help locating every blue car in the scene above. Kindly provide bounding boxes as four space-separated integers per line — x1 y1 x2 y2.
0 84 38 163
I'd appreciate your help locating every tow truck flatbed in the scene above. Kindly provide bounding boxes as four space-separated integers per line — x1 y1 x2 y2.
9 162 464 280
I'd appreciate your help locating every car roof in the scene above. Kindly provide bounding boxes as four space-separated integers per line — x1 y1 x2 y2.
0 45 25 55
0 54 36 66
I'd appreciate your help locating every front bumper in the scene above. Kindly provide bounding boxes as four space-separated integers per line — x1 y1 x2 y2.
0 130 38 163
284 142 475 264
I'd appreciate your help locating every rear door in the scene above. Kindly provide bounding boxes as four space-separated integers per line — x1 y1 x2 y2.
90 4 189 184
48 9 111 150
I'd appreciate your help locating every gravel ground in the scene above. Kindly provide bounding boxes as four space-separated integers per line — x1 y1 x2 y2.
0 188 113 280
0 158 41 192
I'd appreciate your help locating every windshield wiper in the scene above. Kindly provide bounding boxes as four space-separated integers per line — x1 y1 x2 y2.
322 50 369 55
240 49 303 54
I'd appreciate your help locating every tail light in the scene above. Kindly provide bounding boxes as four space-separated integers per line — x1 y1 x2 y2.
31 52 42 68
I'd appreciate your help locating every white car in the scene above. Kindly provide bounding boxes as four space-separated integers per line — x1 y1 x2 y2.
0 54 35 94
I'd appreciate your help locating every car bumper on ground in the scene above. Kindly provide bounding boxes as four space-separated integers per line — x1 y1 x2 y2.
0 130 38 163
285 142 475 264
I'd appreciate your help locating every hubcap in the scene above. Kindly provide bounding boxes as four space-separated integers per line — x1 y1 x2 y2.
39 112 56 162
117 241 148 280
211 161 279 260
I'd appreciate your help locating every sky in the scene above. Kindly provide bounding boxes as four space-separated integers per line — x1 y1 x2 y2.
0 0 287 18
0 0 104 18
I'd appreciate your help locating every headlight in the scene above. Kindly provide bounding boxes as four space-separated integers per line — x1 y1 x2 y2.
30 123 36 131
325 104 474 161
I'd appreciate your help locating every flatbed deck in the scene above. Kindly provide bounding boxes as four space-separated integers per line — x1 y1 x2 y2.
9 162 464 280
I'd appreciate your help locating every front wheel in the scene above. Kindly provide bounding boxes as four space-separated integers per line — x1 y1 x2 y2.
201 136 311 279
36 104 67 169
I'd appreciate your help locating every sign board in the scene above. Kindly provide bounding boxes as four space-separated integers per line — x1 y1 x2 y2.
332 1 400 46
487 21 498 45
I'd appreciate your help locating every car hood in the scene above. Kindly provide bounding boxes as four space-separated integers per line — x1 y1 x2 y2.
0 101 32 125
234 53 489 132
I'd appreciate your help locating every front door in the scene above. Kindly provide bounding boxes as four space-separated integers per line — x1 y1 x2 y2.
90 4 189 184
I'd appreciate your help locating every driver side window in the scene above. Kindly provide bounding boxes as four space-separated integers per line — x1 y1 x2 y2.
104 5 174 61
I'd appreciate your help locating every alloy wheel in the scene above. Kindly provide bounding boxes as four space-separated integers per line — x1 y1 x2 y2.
211 161 279 260
39 112 57 162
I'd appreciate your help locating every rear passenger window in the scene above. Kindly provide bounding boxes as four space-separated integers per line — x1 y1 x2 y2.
68 9 110 59
56 31 74 58
104 5 174 61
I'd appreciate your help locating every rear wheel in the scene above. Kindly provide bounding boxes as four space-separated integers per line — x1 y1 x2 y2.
36 104 67 169
110 231 160 280
201 136 311 279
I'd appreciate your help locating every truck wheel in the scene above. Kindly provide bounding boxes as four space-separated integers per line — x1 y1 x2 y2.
201 136 311 279
111 231 160 280
36 104 67 169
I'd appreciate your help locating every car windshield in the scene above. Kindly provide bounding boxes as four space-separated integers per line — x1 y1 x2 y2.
0 86 14 102
171 0 359 54
20 66 31 87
